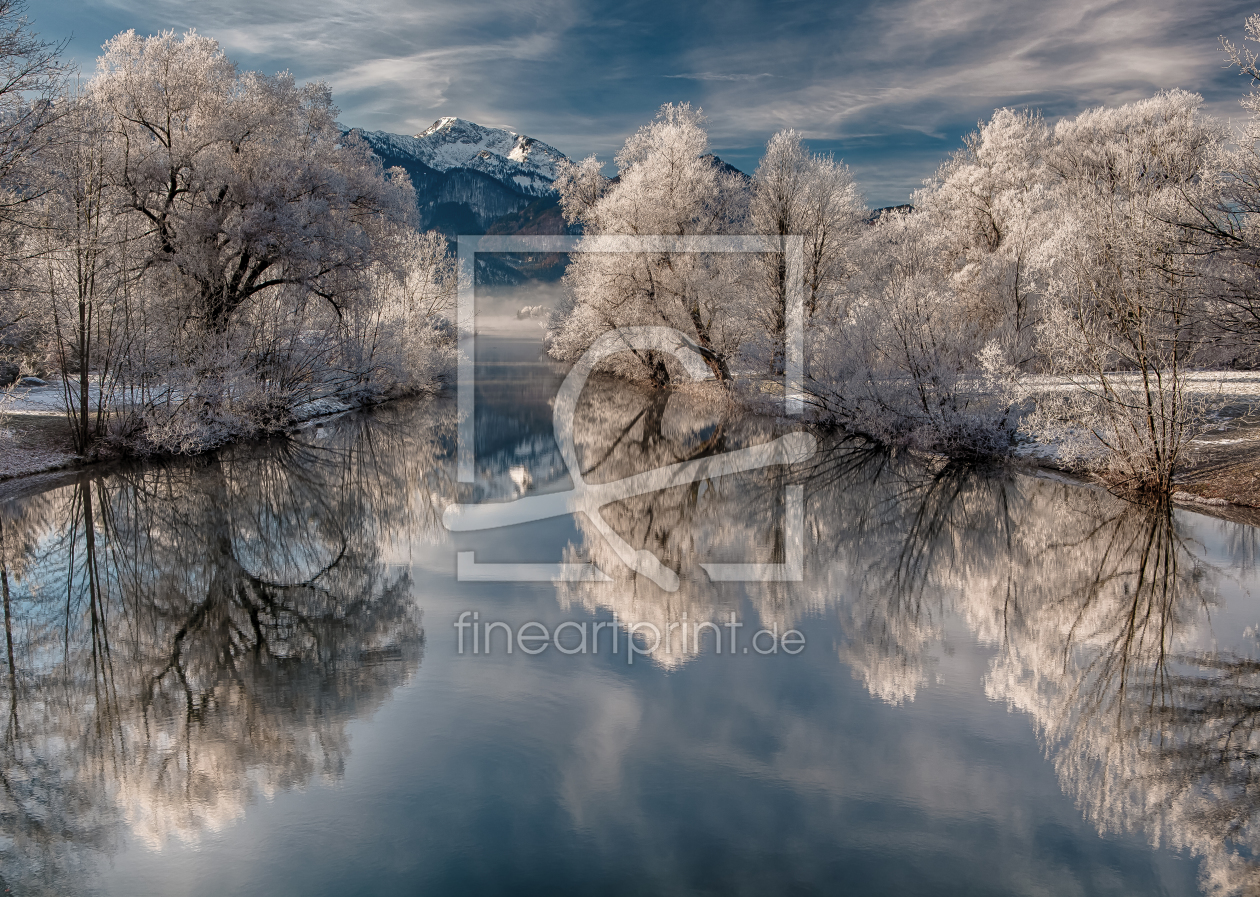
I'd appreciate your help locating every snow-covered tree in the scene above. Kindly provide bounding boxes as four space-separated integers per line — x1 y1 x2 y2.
9 30 455 456
807 206 1027 453
1028 91 1225 494
0 0 68 370
1178 15 1260 365
357 228 457 394
93 30 415 335
749 130 864 373
915 108 1051 370
798 94 1228 481
0 0 66 224
550 103 748 384
26 86 130 452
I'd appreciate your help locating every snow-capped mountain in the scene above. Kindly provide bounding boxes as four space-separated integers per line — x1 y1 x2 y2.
357 117 567 198
351 117 571 245
350 116 748 283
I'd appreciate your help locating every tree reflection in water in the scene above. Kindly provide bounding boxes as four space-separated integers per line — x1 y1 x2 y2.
550 376 1260 894
2 375 1259 895
980 498 1260 897
0 402 453 894
832 461 1260 896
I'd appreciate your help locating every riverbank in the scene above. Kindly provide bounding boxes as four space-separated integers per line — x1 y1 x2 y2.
0 379 442 483
1169 414 1260 525
1008 374 1260 515
5 370 1259 523
0 409 79 479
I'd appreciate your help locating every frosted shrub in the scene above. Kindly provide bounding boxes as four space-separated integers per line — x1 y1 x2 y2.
136 340 286 453
808 211 1026 454
358 229 458 396
801 110 1051 454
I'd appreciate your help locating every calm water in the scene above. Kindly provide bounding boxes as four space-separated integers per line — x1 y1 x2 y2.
2 315 1259 896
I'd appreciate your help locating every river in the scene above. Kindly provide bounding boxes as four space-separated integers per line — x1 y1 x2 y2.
1 305 1258 896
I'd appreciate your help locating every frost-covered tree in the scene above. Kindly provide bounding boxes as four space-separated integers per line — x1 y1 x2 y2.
93 30 415 335
1173 15 1260 364
552 153 608 225
357 228 457 393
550 103 748 384
26 87 129 452
799 110 1049 453
1029 91 1225 494
808 207 1027 453
799 93 1229 481
0 0 66 221
749 130 864 373
749 129 807 373
9 30 455 457
0 0 68 368
915 109 1051 370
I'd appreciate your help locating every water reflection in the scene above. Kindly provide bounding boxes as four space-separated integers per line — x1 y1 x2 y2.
979 499 1258 897
0 405 453 893
547 374 1260 894
1 356 1259 895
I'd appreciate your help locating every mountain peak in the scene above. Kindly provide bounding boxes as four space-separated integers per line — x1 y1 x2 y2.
357 117 567 198
416 116 472 138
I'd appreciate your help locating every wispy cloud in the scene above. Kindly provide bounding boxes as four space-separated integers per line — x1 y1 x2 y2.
663 72 774 81
33 0 1260 206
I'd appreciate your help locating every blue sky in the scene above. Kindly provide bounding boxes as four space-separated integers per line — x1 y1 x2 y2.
30 0 1260 207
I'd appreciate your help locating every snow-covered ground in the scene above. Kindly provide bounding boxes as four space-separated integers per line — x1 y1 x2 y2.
7 371 1258 421
0 379 368 482
1 380 89 415
1018 370 1260 397
0 383 82 480
1009 372 1260 461
0 379 360 420
0 442 77 481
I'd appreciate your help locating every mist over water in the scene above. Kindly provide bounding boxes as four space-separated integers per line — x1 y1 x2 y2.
2 296 1258 896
